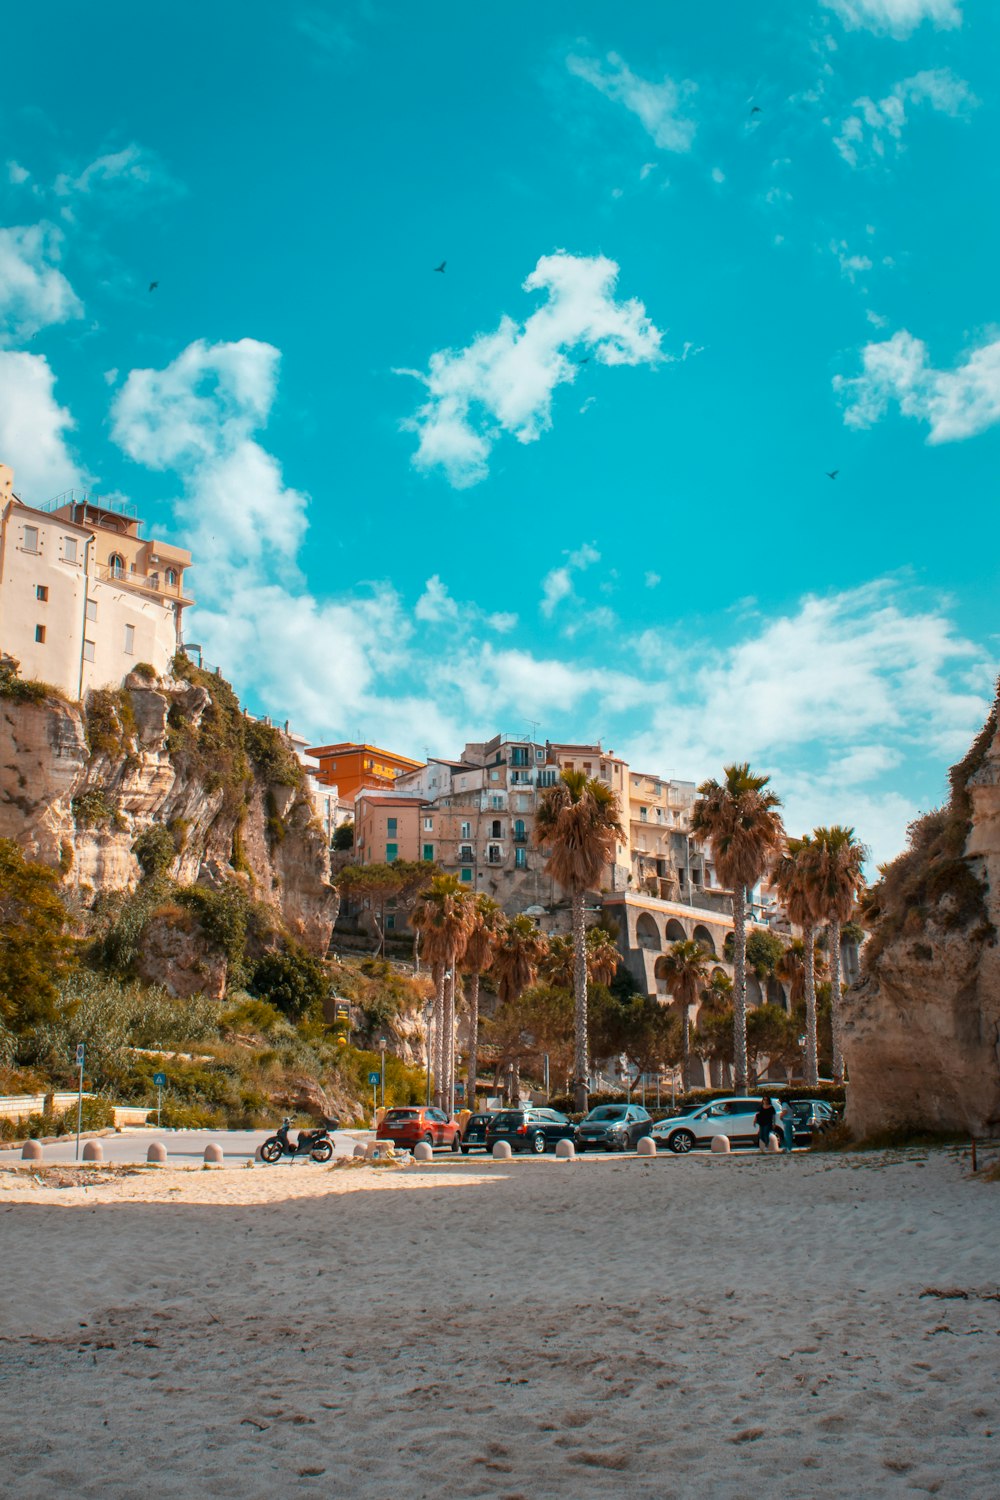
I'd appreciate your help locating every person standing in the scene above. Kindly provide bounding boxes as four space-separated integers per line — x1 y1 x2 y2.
779 1098 796 1153
754 1095 777 1151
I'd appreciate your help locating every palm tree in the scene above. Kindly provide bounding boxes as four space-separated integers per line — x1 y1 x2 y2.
410 874 473 1110
460 894 503 1111
490 914 548 1104
654 939 712 1087
691 763 784 1090
697 968 733 1086
542 927 620 990
810 825 868 1083
771 834 823 1086
535 771 625 1111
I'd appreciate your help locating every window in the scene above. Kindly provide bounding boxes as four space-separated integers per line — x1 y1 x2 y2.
108 553 125 579
23 525 39 554
35 624 46 644
460 821 471 839
35 585 48 602
490 770 499 782
423 817 433 831
165 568 177 586
488 845 502 864
387 817 397 835
490 795 503 810
640 807 647 822
511 747 529 767
386 913 396 931
86 599 97 622
459 844 473 862
535 748 544 761
490 820 502 839
83 640 95 662
460 868 473 883
385 842 398 862
124 624 135 654
514 819 526 843
515 847 527 869
423 844 434 862
64 537 78 564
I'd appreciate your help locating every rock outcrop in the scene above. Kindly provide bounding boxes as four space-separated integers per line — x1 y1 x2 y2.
842 687 1000 1136
0 665 338 972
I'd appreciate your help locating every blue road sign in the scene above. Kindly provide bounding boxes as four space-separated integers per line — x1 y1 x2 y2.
368 1071 381 1085
75 1044 85 1065
153 1072 167 1087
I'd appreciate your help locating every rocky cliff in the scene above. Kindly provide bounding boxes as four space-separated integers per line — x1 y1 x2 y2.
842 686 1000 1136
0 661 338 993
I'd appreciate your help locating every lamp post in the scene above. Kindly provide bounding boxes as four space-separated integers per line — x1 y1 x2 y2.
423 1002 434 1107
378 1035 386 1110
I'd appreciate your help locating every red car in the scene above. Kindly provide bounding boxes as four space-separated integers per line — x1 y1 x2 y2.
376 1106 461 1151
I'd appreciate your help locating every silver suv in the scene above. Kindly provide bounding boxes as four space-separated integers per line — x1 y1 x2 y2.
651 1097 763 1153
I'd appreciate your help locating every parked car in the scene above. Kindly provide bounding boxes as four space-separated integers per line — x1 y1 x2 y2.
575 1103 653 1152
787 1098 839 1144
484 1108 575 1155
376 1106 461 1151
651 1097 763 1153
460 1111 496 1154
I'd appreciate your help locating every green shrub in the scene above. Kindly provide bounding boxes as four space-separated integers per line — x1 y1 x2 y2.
132 662 157 681
133 824 176 879
72 789 120 828
249 945 328 1020
244 718 305 789
85 687 137 759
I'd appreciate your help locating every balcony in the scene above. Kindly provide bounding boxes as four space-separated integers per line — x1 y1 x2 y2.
97 563 193 605
513 832 527 844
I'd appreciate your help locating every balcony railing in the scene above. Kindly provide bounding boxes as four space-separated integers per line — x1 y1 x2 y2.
97 563 192 603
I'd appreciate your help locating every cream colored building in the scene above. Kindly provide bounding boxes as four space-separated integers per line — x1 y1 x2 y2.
0 467 192 699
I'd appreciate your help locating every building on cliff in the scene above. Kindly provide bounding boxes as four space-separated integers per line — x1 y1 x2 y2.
306 740 424 801
0 465 192 699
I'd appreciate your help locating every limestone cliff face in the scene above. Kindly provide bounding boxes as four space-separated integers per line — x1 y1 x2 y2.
0 668 338 968
842 689 1000 1136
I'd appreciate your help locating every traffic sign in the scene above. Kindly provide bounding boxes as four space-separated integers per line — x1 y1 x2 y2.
368 1071 381 1085
75 1044 85 1065
334 1002 351 1023
153 1072 167 1087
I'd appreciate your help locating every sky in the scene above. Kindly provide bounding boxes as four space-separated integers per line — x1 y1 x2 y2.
1 0 998 865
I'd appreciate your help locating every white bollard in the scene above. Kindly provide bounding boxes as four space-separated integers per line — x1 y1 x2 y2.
555 1139 576 1160
637 1136 656 1157
413 1141 433 1162
146 1142 168 1164
711 1134 731 1154
82 1140 103 1162
203 1143 223 1165
768 1133 782 1154
492 1140 512 1160
21 1139 43 1161
352 1143 368 1159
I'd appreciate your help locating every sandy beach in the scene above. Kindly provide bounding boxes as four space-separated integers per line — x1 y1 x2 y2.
2 1149 998 1499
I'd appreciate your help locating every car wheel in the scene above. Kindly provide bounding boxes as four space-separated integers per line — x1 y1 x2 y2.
669 1130 695 1155
461 1145 471 1155
422 1132 434 1148
532 1132 546 1155
451 1134 461 1152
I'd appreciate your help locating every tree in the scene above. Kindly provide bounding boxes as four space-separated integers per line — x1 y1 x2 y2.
693 1005 735 1081
490 914 548 1103
691 764 784 1090
696 970 734 1086
534 771 625 1110
616 996 682 1092
810 826 868 1082
336 860 435 954
542 927 620 990
746 1003 800 1086
249 945 327 1021
460 894 504 1109
771 834 823 1084
0 839 74 1033
332 821 354 852
410 875 474 1110
654 939 712 1086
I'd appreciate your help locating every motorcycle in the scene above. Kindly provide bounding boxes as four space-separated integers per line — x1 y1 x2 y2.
260 1118 335 1164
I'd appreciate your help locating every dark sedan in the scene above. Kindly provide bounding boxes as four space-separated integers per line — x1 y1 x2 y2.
460 1111 496 1154
575 1103 653 1152
485 1108 575 1155
788 1099 839 1144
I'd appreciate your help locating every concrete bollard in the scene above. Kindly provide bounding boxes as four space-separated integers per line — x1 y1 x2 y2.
146 1142 168 1165
637 1136 656 1157
203 1143 224 1165
82 1140 104 1162
21 1139 43 1161
413 1141 434 1162
491 1140 512 1160
353 1143 368 1159
711 1134 731 1154
768 1133 782 1154
254 1145 266 1162
555 1139 575 1160
366 1141 394 1161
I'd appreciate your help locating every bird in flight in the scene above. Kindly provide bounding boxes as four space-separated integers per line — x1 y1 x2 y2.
576 356 590 365
750 106 761 115
826 469 839 479
148 281 159 292
433 261 446 274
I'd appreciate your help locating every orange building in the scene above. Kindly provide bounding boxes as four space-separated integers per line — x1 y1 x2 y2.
305 741 424 800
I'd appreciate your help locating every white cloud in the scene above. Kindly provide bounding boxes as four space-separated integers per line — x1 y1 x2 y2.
53 143 177 199
831 240 874 283
400 251 665 488
823 0 961 38
645 571 661 589
415 574 460 624
866 309 889 328
0 351 83 501
711 167 726 184
0 223 83 344
541 542 600 617
566 50 696 152
7 162 30 185
486 611 518 634
835 328 1000 443
834 69 975 167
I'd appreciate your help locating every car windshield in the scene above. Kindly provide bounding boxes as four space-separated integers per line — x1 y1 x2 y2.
587 1106 627 1121
384 1110 418 1121
468 1114 492 1125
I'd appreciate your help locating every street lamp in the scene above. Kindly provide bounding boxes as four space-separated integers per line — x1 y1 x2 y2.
423 1002 434 1107
378 1035 387 1110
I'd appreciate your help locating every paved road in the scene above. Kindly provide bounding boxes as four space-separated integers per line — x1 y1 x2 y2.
25 1128 367 1166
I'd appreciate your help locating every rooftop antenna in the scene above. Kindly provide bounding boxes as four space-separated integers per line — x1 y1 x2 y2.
526 718 540 744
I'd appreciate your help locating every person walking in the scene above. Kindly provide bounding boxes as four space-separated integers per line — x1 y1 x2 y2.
754 1094 777 1152
779 1098 796 1153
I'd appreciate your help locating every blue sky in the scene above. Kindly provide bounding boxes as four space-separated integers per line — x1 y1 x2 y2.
1 0 998 863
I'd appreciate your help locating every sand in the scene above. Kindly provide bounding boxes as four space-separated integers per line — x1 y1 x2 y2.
1 1147 998 1499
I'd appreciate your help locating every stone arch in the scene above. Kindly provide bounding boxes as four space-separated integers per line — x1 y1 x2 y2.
664 918 687 944
766 977 786 1010
746 974 764 1010
109 552 126 579
635 912 661 951
692 923 716 956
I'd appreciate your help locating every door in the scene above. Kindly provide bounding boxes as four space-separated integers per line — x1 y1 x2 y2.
723 1102 758 1147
